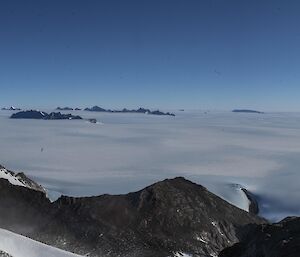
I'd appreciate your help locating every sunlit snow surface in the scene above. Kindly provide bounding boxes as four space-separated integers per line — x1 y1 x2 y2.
0 228 83 257
1 109 300 221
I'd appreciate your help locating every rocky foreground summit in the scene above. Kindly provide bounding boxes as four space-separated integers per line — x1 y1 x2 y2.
1 165 299 257
0 165 266 257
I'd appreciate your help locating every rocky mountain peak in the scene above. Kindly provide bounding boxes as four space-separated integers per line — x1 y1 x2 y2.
0 166 266 257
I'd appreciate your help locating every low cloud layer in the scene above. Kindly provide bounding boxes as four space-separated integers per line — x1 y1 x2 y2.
1 110 300 221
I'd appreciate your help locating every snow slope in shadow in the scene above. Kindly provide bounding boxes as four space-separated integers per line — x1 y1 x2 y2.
0 228 83 257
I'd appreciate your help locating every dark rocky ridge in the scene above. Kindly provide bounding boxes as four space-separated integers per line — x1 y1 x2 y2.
56 107 74 111
84 106 175 116
0 167 265 257
219 216 300 257
232 109 264 114
10 110 82 120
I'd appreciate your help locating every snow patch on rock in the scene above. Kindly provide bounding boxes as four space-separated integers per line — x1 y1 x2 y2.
0 168 27 187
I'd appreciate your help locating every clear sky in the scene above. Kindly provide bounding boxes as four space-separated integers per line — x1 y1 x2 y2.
0 0 299 110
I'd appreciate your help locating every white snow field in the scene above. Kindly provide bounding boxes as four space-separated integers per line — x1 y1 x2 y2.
0 228 83 257
1 109 300 220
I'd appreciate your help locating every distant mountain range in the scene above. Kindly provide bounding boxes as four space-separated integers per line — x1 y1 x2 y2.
56 107 74 111
2 106 175 116
8 108 175 121
0 106 268 116
10 110 82 120
54 106 176 116
1 106 21 111
56 107 82 111
1 107 266 116
84 106 175 116
232 109 264 114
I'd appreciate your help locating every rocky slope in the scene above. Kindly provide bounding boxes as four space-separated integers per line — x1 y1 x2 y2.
0 166 265 257
219 216 300 257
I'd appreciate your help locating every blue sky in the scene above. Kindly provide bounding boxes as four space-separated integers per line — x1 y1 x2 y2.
0 0 299 110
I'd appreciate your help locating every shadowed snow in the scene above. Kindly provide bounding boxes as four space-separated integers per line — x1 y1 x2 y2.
0 228 83 257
